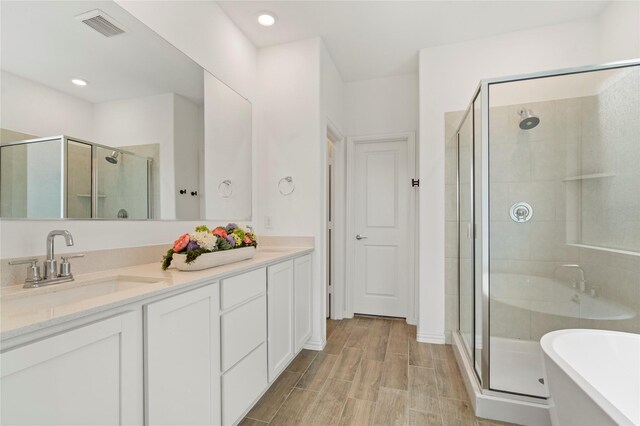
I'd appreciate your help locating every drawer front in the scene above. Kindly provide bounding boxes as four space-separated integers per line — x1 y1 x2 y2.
220 295 266 372
220 268 266 310
222 343 268 426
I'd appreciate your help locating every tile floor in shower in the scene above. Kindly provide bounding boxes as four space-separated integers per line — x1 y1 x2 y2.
240 316 517 426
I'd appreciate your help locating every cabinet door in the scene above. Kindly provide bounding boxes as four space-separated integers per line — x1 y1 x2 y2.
294 254 313 352
145 284 220 426
222 343 268 425
267 260 294 382
1 311 142 426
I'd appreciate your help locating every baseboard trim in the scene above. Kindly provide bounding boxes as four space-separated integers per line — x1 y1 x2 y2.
304 339 326 351
417 332 446 344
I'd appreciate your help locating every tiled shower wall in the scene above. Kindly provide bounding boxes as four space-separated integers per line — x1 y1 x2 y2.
444 68 640 343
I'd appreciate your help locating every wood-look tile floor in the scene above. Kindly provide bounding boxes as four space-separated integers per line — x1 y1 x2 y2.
241 317 517 426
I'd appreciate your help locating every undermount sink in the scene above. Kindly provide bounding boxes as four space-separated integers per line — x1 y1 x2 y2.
1 275 167 330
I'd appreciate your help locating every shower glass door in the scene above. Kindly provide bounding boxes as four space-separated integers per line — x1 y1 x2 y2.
0 137 63 218
487 64 640 398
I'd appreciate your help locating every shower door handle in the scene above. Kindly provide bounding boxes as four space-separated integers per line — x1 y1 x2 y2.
355 234 368 240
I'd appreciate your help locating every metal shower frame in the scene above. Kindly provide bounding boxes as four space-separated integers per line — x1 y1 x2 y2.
453 58 640 400
0 135 153 219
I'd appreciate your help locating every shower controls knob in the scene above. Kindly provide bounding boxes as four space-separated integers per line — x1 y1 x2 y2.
509 202 533 223
179 189 187 195
191 191 198 196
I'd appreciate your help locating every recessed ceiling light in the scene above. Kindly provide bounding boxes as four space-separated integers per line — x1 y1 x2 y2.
257 12 277 27
71 78 88 86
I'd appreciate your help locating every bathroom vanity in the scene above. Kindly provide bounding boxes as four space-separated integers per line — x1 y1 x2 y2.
0 247 313 426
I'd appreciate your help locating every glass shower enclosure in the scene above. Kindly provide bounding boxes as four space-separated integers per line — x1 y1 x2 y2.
451 59 640 402
0 135 152 219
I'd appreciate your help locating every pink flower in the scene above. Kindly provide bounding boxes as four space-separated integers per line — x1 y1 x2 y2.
212 227 227 239
243 235 252 244
173 233 190 252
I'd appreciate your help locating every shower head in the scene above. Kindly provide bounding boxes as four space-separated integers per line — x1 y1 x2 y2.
518 108 540 130
105 151 119 164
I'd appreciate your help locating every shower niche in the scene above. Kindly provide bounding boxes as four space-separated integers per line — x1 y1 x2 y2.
0 135 152 219
448 60 640 423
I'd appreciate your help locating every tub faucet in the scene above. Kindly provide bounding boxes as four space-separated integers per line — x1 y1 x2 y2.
557 264 586 292
44 230 74 280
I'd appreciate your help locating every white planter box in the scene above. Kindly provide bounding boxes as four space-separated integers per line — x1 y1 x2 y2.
173 247 256 271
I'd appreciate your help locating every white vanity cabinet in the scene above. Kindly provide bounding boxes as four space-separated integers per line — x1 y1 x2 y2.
145 283 220 426
294 254 313 352
0 311 143 425
267 256 313 382
267 260 295 382
219 268 268 425
0 249 313 426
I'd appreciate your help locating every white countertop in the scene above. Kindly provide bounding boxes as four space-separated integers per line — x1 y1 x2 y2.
0 246 313 341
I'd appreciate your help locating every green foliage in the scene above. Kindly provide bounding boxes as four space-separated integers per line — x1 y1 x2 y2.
185 248 209 264
195 225 210 232
161 249 174 270
217 237 232 251
232 228 245 240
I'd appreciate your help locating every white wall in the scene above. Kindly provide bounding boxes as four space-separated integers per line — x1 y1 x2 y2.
597 1 640 63
418 8 640 343
344 73 418 136
1 1 258 261
0 71 94 141
257 37 326 347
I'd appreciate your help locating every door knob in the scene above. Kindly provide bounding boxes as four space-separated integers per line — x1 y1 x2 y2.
355 234 368 240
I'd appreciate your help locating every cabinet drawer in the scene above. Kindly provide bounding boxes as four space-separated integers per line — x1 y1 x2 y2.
220 295 266 372
222 343 268 426
220 268 266 310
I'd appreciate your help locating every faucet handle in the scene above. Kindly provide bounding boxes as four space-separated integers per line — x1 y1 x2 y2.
60 254 85 262
8 258 42 283
8 258 38 266
59 254 84 277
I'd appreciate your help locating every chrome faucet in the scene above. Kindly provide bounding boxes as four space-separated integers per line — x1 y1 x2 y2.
44 230 74 279
9 230 83 288
557 264 586 292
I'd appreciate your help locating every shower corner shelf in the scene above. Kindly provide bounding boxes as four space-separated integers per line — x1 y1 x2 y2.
76 193 107 198
562 172 615 182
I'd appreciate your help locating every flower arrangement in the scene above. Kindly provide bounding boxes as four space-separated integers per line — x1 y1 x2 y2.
162 223 257 270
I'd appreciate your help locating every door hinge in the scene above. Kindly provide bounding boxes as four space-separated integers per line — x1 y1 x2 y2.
412 179 420 187
328 285 333 294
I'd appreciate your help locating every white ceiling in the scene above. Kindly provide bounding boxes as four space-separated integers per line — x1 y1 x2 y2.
1 1 203 104
217 0 610 82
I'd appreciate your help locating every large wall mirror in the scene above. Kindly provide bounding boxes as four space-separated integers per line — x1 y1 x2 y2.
0 0 252 220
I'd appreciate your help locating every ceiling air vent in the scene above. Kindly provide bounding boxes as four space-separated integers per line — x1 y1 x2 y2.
75 10 125 38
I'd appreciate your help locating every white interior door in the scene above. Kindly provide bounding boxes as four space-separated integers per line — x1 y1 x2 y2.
352 136 411 318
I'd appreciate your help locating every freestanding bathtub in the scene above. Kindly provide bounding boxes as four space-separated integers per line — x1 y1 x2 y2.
541 329 640 426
